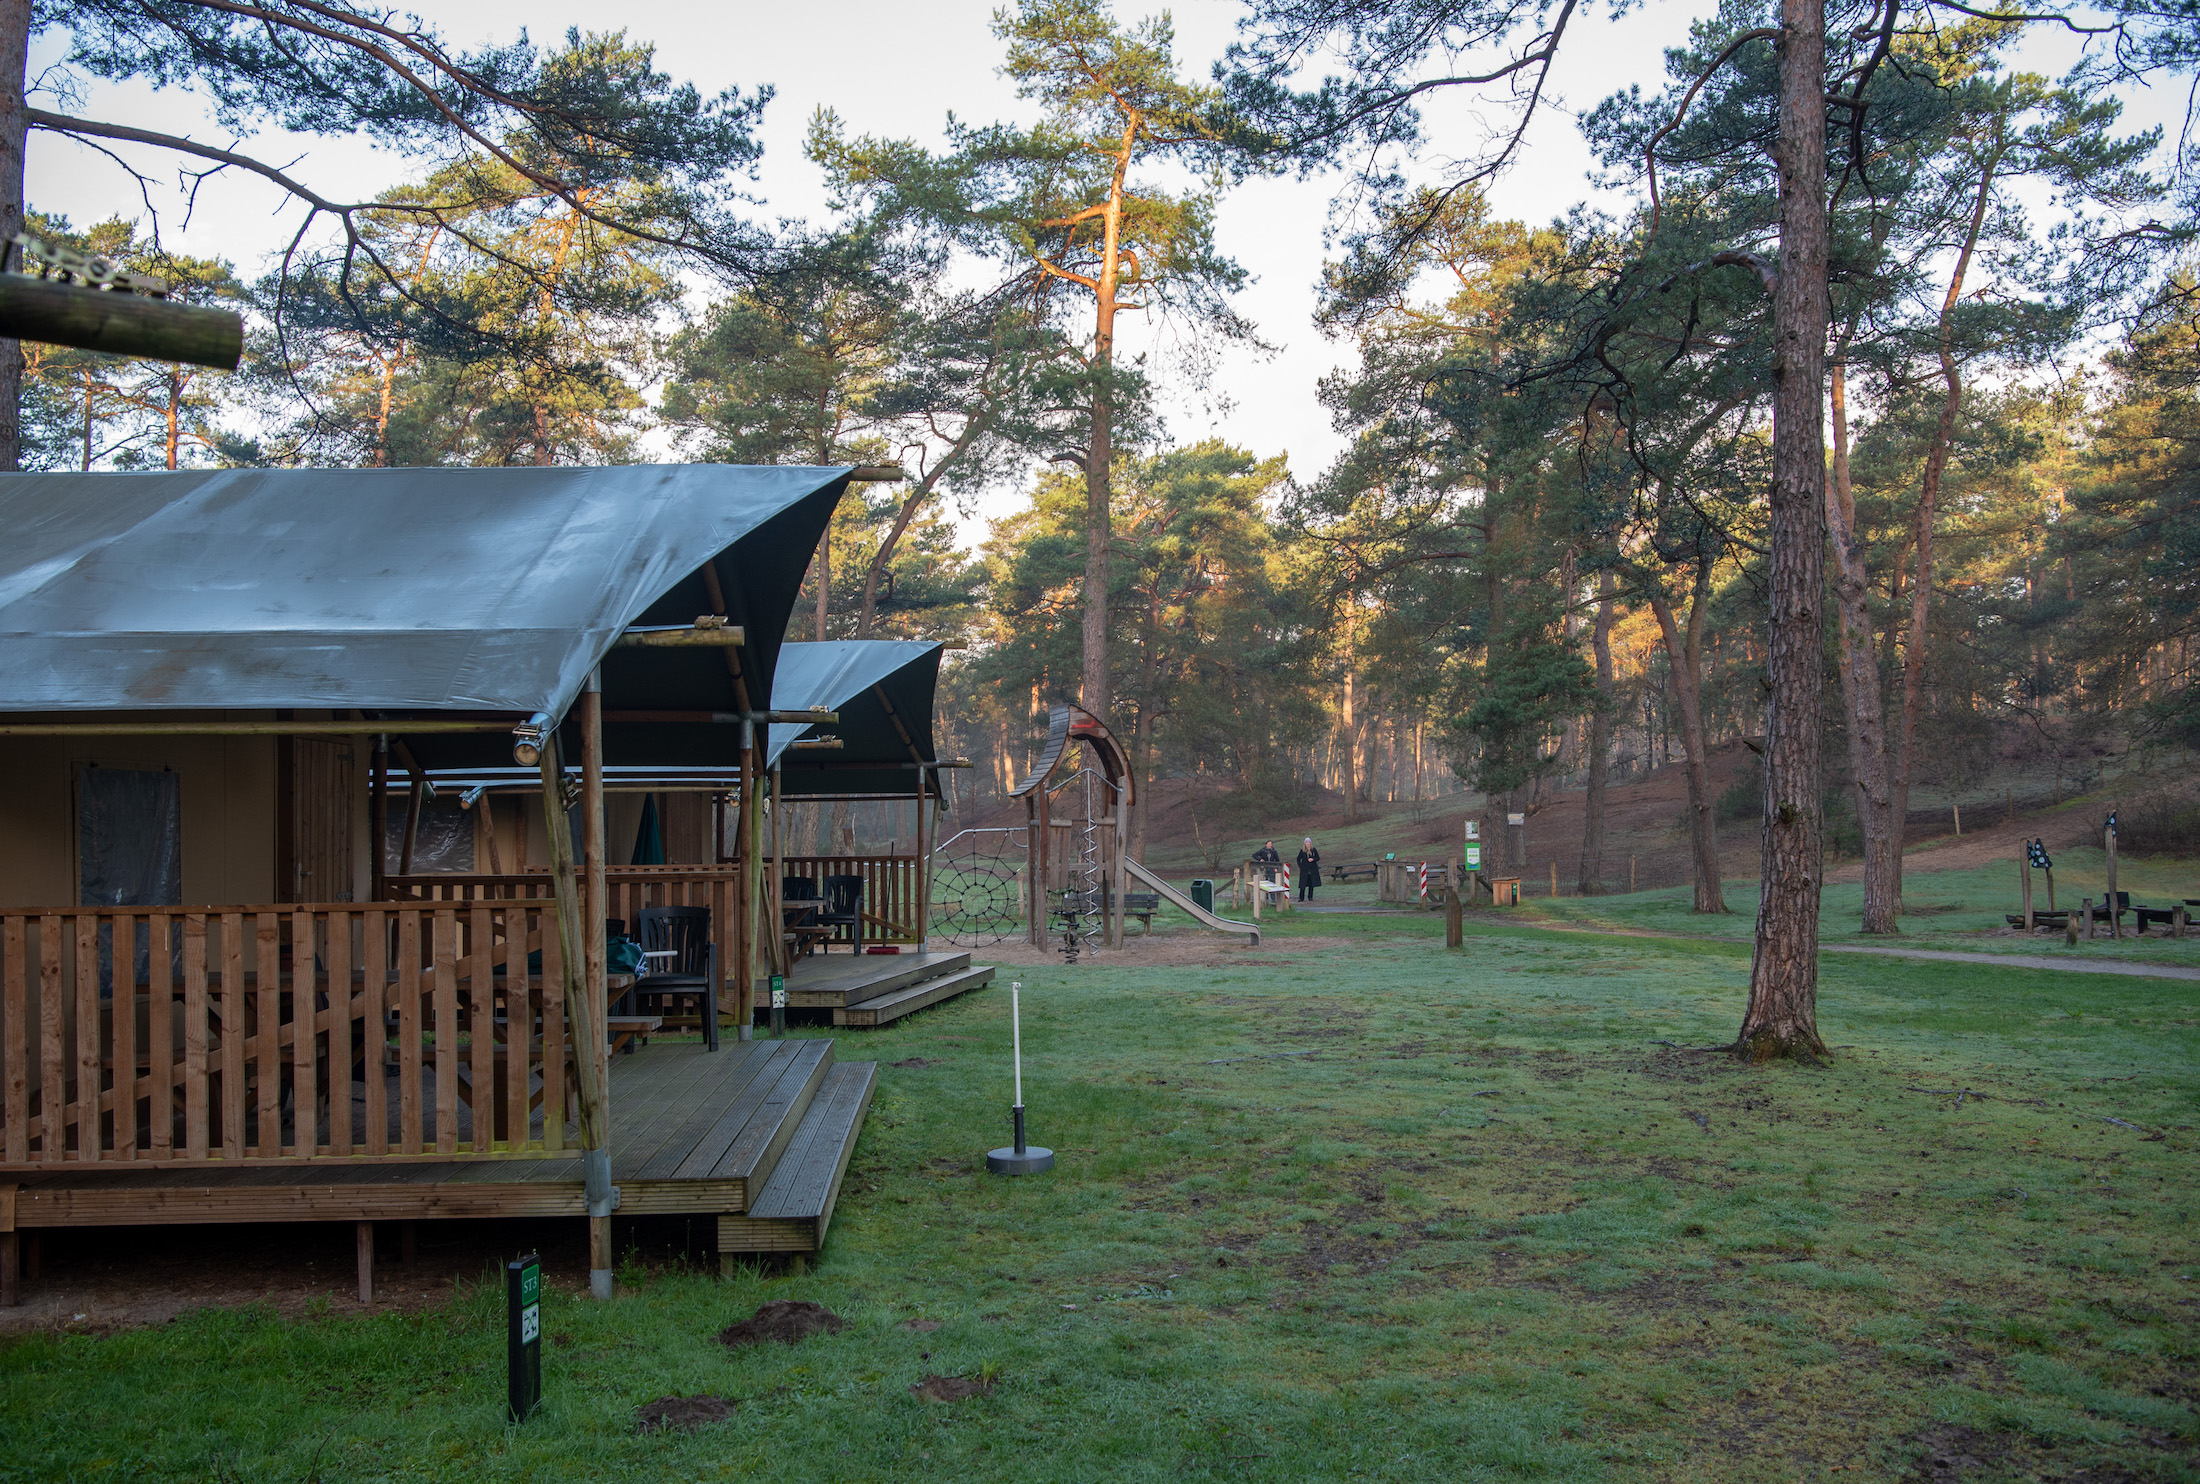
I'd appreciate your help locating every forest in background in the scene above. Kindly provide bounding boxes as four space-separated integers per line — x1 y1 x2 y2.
10 1 2196 940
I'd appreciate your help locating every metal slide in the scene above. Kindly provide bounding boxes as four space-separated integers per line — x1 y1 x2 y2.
1123 857 1261 946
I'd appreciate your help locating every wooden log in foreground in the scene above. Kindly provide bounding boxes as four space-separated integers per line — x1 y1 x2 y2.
0 275 242 369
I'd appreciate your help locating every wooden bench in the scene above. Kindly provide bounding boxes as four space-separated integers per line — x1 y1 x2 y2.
1122 891 1161 934
2132 904 2188 935
2007 910 2071 931
607 1014 662 1054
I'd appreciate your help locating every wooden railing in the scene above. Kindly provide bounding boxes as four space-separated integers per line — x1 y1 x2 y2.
779 856 923 943
0 904 576 1169
388 859 924 948
385 868 744 979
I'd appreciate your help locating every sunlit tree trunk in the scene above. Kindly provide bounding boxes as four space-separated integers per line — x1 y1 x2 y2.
1578 575 1617 895
1889 142 2002 911
1826 350 1899 933
1649 562 1726 914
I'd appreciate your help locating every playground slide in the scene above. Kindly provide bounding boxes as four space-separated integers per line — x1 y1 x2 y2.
1123 857 1261 946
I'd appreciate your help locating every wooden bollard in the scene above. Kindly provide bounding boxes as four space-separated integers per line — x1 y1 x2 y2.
2083 897 2094 941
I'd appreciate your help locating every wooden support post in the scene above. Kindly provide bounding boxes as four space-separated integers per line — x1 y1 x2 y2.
480 796 503 875
2045 869 2055 911
1629 855 1637 893
2105 824 2120 940
1550 860 1558 899
399 777 425 877
770 766 786 975
2021 857 2033 932
356 1221 375 1303
540 732 610 1298
370 736 389 901
917 773 935 953
1953 800 1962 837
2083 896 2095 941
1445 885 1463 948
1 1184 16 1307
738 722 761 1039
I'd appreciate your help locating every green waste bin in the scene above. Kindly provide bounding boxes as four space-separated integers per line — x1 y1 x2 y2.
1190 879 1214 912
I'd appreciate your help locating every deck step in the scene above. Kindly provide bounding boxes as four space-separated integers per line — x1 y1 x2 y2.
716 1061 878 1256
785 950 973 1009
705 1038 835 1196
833 965 995 1028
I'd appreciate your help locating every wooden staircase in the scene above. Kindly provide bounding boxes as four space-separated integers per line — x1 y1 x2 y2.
782 949 996 1028
699 1038 878 1262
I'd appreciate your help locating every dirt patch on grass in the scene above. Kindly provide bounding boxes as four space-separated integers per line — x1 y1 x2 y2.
898 1318 941 1332
716 1299 846 1348
1904 1422 2018 1480
635 1395 737 1433
890 1057 941 1068
911 1373 996 1402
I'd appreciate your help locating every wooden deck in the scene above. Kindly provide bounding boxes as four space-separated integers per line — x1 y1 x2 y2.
5 1037 877 1267
782 950 995 1027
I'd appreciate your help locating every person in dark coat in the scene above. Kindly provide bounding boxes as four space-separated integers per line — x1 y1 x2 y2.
1251 840 1283 884
1296 837 1321 901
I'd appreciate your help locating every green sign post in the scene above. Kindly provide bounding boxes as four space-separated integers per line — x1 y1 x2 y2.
769 972 787 1037
507 1253 542 1423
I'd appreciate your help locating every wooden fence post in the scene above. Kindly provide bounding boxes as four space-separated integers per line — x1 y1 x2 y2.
1549 861 1558 899
2083 896 2095 941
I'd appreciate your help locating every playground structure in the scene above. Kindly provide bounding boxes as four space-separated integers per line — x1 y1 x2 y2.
1009 706 1129 960
965 705 1258 959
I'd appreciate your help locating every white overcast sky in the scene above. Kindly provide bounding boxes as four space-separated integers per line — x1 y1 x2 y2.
24 1 2180 539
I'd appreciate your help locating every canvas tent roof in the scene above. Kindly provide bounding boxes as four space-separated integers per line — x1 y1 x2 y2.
0 465 854 767
767 640 943 800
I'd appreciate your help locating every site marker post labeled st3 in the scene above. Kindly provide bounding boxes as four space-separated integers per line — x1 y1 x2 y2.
508 1253 543 1423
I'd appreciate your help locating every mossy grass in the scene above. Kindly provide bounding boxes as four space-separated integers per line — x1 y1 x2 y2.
3 926 2194 1481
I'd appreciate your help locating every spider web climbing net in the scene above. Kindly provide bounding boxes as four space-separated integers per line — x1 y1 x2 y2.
927 827 1028 947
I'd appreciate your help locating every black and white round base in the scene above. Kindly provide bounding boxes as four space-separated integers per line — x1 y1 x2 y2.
986 1102 1053 1175
986 1144 1055 1175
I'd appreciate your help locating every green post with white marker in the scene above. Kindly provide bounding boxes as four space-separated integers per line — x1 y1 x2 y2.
508 1253 542 1423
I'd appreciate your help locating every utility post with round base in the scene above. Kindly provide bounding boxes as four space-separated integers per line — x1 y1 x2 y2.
986 981 1054 1176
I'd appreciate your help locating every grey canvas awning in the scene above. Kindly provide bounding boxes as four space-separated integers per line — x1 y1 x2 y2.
0 464 855 768
767 640 943 800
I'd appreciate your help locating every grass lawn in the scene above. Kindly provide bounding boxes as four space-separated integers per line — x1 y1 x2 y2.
2 911 2195 1481
1504 851 2200 970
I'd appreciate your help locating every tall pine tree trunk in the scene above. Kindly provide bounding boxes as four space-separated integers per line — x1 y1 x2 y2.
1081 122 1135 723
0 0 28 472
1826 353 1900 933
1889 145 2000 911
1649 566 1726 913
1738 0 1830 1061
1577 575 1617 895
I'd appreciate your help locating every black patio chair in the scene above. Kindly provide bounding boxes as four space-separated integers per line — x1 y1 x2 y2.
628 905 718 1051
816 874 866 954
